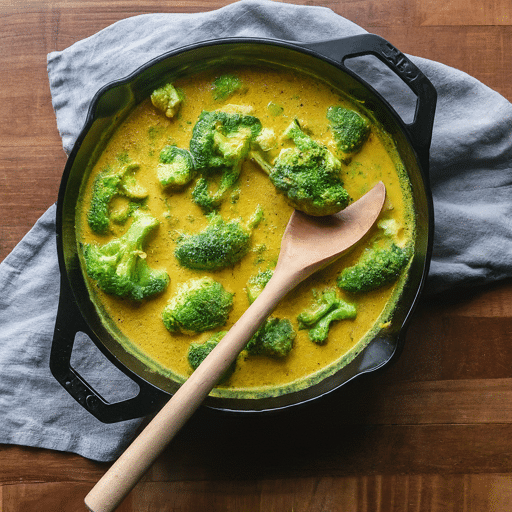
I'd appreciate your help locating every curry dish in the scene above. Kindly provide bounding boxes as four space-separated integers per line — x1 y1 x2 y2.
76 65 415 399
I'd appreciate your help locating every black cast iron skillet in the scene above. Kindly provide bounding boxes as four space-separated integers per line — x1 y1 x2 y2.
50 34 436 423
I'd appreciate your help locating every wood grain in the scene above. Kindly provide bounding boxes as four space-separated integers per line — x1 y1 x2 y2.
417 0 512 26
1 0 512 511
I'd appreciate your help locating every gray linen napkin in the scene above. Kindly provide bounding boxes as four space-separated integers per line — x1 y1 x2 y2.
1 0 511 462
0 205 143 461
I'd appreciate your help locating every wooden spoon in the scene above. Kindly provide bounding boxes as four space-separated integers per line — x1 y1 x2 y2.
84 181 386 512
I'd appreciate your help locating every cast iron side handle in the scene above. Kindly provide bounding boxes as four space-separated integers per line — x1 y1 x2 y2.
50 277 168 423
302 34 437 160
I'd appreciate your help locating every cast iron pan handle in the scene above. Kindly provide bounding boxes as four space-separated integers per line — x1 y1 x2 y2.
50 275 168 423
302 34 437 162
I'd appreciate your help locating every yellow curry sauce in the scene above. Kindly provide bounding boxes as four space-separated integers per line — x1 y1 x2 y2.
77 65 414 399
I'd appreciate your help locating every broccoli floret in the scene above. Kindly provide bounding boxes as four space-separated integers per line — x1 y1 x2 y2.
308 302 357 344
212 74 245 101
188 331 226 369
297 288 340 328
187 331 236 383
82 210 169 301
151 82 182 118
157 145 197 189
190 109 261 171
378 218 401 237
245 317 296 358
297 288 356 344
189 109 262 212
251 120 350 216
246 268 274 304
174 206 262 271
191 170 240 214
327 106 370 158
175 208 262 271
161 277 234 335
337 243 411 293
247 127 279 173
87 162 148 234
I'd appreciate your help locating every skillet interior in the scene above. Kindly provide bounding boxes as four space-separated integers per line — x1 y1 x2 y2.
56 39 433 414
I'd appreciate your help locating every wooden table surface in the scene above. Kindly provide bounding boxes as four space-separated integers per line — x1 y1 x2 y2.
1 0 511 510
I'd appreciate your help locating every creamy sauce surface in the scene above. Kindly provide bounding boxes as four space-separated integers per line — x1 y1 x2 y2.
77 65 414 398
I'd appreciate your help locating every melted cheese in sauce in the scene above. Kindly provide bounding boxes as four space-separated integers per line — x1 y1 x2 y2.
77 66 414 398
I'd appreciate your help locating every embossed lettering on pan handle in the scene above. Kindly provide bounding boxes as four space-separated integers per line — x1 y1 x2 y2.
303 34 437 160
50 275 168 423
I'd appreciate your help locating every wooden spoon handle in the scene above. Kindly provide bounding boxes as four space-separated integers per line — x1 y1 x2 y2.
85 182 385 512
84 268 297 512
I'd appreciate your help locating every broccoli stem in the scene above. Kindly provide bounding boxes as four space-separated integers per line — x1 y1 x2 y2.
297 288 357 344
249 150 273 176
297 289 339 328
308 302 357 344
115 214 158 285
